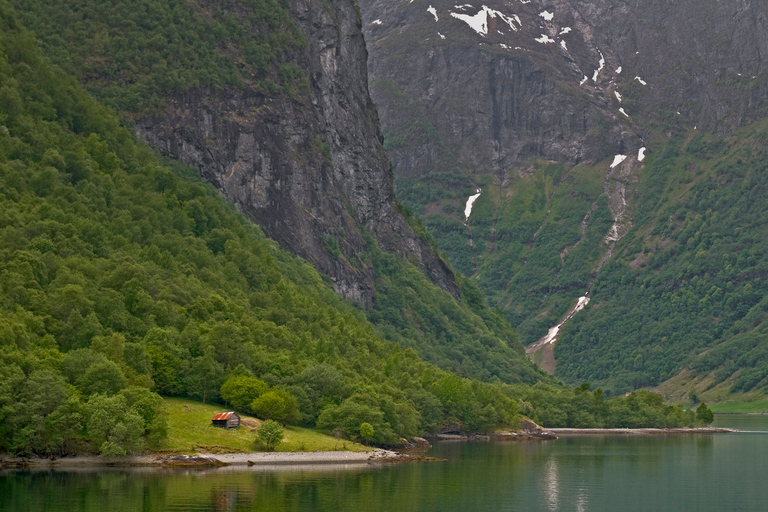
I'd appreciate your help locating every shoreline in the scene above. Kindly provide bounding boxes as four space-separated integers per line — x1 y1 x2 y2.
546 427 737 435
0 449 423 469
1 427 740 469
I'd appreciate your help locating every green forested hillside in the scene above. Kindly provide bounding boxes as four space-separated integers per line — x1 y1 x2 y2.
10 0 307 116
398 159 615 347
0 3 540 454
0 1 710 457
556 125 768 395
399 118 768 398
6 0 549 389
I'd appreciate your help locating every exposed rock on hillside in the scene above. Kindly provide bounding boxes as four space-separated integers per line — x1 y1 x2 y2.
361 0 768 177
134 0 459 307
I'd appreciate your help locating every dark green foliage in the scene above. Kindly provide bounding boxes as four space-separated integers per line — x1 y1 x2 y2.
395 161 611 347
555 127 768 393
10 0 308 115
365 235 546 385
696 403 714 424
317 395 400 445
510 385 706 428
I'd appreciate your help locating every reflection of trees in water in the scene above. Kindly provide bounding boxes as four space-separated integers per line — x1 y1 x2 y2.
212 487 240 512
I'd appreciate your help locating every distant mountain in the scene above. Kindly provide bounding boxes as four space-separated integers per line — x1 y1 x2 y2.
359 0 768 397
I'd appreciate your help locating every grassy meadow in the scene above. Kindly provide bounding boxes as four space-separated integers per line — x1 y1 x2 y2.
161 397 369 454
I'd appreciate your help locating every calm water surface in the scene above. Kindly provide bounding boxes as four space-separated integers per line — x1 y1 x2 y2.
3 415 768 512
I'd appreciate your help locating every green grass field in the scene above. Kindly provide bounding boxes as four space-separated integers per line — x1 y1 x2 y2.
161 397 369 454
709 399 768 413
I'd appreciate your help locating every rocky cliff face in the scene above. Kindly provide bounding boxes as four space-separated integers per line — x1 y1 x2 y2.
135 0 459 307
361 0 768 177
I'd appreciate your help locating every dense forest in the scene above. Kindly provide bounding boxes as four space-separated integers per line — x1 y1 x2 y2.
556 124 768 395
397 115 768 397
0 2 712 457
6 0 552 389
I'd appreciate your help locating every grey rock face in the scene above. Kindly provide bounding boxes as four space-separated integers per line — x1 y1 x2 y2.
361 0 768 176
135 0 459 306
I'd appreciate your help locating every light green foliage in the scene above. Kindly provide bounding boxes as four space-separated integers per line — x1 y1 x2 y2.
220 375 269 411
359 422 374 444
256 419 284 451
251 388 301 425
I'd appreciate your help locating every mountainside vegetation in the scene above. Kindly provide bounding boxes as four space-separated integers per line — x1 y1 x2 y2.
0 1 713 457
0 2 537 455
5 0 552 389
557 123 768 396
12 0 308 116
395 114 768 399
358 0 768 402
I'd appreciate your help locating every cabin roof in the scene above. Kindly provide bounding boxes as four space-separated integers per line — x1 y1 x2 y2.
211 411 237 421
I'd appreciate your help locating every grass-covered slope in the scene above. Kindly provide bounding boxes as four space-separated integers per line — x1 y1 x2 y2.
162 397 367 453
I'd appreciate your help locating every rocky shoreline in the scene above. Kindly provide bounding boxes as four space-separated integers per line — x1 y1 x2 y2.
0 450 430 469
547 427 737 435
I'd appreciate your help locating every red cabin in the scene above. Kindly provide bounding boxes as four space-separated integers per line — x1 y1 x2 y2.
211 411 240 429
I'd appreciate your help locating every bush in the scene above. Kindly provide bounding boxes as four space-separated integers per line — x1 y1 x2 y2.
251 388 301 425
316 398 398 445
255 420 284 451
220 375 269 411
696 403 714 425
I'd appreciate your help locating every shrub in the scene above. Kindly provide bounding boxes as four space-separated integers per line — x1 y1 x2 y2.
255 420 284 451
251 388 301 425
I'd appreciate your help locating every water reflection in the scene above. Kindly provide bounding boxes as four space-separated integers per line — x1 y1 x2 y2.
544 457 559 511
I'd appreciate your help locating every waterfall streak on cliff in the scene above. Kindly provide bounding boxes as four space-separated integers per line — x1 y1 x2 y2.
464 189 482 220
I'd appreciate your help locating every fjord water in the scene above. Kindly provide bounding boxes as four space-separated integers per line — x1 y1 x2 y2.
3 415 767 512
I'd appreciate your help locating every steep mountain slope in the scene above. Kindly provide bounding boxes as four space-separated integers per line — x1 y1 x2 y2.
0 3 707 457
8 0 549 384
0 2 547 454
558 123 768 396
358 0 768 396
359 0 649 346
13 0 457 309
